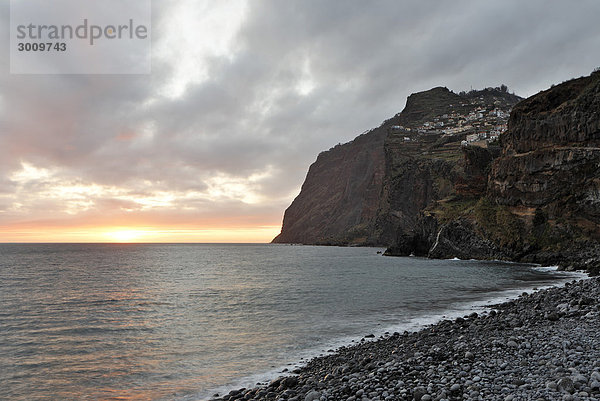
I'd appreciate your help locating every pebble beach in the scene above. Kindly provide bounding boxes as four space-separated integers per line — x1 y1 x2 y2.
210 277 600 401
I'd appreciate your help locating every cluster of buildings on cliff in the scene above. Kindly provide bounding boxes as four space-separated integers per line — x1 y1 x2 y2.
390 100 513 147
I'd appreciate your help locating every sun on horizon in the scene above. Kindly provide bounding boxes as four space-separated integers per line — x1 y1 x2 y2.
104 229 149 243
0 225 282 243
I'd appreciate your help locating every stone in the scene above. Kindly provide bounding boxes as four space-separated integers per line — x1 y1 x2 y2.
282 377 299 389
558 377 575 394
413 387 427 401
304 390 321 401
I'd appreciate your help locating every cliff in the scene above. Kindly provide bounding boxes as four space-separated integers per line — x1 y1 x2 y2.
274 86 521 245
390 71 600 272
487 71 600 269
489 73 600 212
274 70 600 272
272 128 386 245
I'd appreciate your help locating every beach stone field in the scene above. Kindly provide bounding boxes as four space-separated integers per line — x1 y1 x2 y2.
210 277 600 401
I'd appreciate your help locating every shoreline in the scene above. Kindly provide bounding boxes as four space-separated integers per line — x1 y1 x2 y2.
204 269 592 401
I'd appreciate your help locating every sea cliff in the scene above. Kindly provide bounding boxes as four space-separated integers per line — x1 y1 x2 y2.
273 71 600 273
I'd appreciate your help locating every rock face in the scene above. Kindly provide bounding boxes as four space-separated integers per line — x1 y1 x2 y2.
273 70 600 270
501 75 600 154
417 71 600 267
274 86 520 245
489 72 600 235
375 151 458 246
427 218 507 260
272 128 386 245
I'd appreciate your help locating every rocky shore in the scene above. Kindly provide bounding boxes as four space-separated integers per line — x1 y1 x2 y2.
210 277 600 401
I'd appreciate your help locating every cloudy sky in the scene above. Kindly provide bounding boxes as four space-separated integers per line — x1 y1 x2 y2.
0 0 599 242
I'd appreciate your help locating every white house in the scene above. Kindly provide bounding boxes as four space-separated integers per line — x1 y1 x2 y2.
466 133 479 142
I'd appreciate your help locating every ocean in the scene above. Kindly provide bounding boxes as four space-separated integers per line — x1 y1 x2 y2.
0 244 582 400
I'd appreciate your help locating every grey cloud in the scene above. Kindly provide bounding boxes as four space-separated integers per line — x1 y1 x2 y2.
1 0 599 229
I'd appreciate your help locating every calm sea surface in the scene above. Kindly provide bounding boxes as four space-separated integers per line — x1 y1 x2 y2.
0 244 580 400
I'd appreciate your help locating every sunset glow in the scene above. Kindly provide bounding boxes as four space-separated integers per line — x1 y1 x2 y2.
1 160 286 243
105 230 148 243
0 226 282 243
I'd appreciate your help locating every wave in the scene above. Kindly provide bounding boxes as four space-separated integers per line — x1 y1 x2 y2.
194 266 586 401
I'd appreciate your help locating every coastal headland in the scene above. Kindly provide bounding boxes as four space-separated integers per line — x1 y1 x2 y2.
273 71 600 274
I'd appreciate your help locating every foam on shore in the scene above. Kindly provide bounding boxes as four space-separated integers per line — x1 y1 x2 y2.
195 266 588 401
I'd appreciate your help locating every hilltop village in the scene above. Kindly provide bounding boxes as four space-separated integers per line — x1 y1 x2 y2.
389 87 515 148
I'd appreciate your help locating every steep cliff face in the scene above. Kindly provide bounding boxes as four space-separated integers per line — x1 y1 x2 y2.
382 145 508 259
274 86 520 245
392 71 600 271
485 71 600 269
500 74 600 154
372 87 519 249
274 71 600 271
489 72 600 233
272 128 386 244
395 87 464 125
374 142 460 245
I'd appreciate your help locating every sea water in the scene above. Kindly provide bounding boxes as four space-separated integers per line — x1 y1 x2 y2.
0 244 582 400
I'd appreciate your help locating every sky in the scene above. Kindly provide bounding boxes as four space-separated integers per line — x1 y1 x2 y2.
0 0 599 243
